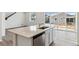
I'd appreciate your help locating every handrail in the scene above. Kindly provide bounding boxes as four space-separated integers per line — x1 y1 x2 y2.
5 12 16 20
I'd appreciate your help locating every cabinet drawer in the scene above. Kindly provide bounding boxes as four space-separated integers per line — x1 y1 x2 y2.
53 29 65 41
54 39 77 46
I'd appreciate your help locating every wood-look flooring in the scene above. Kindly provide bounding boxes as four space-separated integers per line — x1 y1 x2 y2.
0 40 13 46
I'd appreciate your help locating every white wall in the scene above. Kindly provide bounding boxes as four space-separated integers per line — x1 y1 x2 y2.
0 13 4 40
5 12 26 29
0 13 2 39
2 13 5 36
36 12 45 24
25 12 33 26
1 12 26 36
77 12 79 45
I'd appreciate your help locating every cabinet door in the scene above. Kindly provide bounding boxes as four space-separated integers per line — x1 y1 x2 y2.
53 39 77 46
53 29 65 41
57 30 65 41
53 29 66 45
45 30 50 46
53 29 57 41
66 31 77 44
53 29 77 46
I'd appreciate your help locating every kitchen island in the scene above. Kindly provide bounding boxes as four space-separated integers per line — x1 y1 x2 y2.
6 25 53 46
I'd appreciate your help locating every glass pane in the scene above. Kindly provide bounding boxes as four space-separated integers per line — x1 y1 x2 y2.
66 12 76 31
31 12 36 21
45 12 58 29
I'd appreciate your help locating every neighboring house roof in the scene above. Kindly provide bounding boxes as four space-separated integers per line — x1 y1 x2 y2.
45 12 59 16
49 12 75 18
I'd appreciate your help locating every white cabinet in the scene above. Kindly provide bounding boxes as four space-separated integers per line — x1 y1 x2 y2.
53 29 66 45
53 29 65 41
57 30 65 41
45 28 53 46
65 31 77 45
17 35 33 46
49 29 53 44
45 29 50 46
66 31 76 42
53 29 57 41
53 39 77 46
53 29 77 46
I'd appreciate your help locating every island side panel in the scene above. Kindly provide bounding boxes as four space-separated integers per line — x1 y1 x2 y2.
17 35 33 46
6 30 17 46
6 30 33 46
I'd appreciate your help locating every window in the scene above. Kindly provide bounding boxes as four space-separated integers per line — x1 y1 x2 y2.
31 12 36 22
70 18 74 22
55 18 57 20
44 12 76 31
66 18 70 23
66 18 75 25
45 15 50 23
66 18 75 31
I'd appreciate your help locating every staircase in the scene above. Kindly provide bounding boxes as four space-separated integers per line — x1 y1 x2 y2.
0 12 16 46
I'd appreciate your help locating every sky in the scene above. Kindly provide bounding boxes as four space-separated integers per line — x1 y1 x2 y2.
45 12 76 16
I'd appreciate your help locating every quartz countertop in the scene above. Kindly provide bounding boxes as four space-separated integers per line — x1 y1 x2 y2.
7 26 50 38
